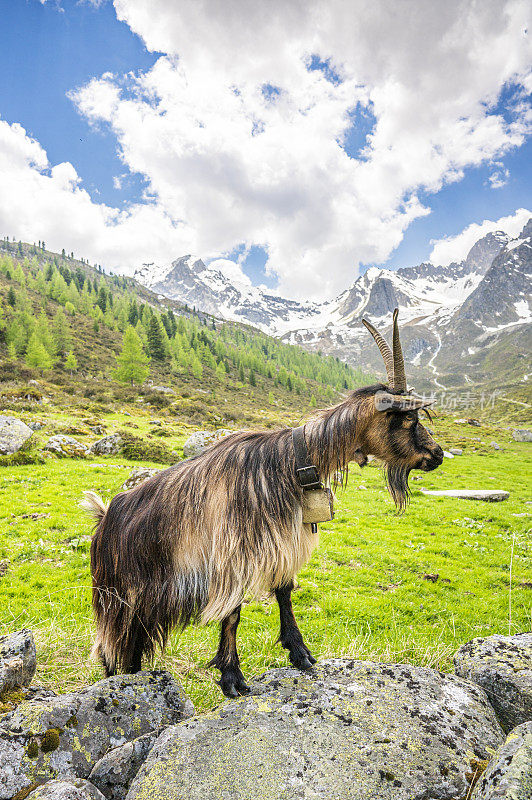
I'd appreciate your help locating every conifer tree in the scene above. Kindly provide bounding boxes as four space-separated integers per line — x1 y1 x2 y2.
26 332 53 372
249 369 256 387
64 350 78 374
7 287 16 307
147 315 167 361
115 326 150 384
53 308 71 356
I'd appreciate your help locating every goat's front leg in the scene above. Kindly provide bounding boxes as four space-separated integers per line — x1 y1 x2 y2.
275 582 316 670
208 605 250 698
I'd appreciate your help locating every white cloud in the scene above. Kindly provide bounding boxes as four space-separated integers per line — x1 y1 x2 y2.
487 164 510 188
206 258 252 287
1 0 531 299
429 208 531 265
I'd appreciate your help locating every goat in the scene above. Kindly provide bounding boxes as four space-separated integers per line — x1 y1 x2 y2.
83 308 443 697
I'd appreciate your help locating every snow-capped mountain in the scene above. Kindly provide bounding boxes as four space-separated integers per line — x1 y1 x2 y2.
135 255 322 333
134 223 531 391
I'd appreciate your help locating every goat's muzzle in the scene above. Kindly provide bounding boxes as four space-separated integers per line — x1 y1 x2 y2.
419 445 444 471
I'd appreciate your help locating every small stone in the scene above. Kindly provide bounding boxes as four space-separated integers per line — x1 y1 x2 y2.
471 721 532 799
90 435 123 456
182 429 235 459
449 448 463 455
149 386 175 394
43 435 90 459
443 450 455 458
27 421 45 431
454 633 532 733
468 419 482 427
0 630 36 695
490 442 501 450
0 416 33 455
122 468 161 491
421 489 509 502
513 429 532 443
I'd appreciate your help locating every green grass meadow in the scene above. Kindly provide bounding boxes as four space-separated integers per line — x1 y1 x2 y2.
0 411 530 713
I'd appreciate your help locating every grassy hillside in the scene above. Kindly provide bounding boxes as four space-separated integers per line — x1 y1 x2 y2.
0 398 530 713
0 239 373 422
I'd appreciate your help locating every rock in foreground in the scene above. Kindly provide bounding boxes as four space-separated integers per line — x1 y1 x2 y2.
128 660 504 800
0 671 193 800
454 634 532 733
27 778 106 799
0 416 33 455
0 630 36 697
471 721 532 799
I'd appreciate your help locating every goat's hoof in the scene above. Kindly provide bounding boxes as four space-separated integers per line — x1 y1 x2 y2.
290 648 317 671
219 670 250 698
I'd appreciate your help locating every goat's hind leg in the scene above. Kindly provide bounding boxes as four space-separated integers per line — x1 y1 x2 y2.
275 582 316 670
208 605 250 698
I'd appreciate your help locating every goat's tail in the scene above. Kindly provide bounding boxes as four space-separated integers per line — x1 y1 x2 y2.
89 490 185 677
80 491 108 523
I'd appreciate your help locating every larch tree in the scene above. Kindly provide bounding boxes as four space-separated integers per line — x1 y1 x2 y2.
115 326 150 384
26 332 53 373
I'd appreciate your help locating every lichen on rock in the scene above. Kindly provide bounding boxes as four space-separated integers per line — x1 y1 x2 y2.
127 659 504 800
0 671 193 800
454 633 532 733
471 721 532 799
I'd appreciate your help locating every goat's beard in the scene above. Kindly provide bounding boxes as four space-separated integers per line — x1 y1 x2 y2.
385 464 411 512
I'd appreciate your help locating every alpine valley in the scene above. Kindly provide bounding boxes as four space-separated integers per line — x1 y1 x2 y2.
134 220 532 397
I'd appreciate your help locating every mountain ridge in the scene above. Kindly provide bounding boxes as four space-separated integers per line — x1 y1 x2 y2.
134 222 531 394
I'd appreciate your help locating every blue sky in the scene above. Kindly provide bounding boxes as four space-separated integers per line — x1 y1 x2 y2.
0 0 530 298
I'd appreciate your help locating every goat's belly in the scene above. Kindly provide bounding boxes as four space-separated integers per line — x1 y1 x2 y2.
200 522 319 624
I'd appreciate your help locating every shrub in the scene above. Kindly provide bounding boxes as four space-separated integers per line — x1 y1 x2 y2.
0 441 45 467
118 430 177 464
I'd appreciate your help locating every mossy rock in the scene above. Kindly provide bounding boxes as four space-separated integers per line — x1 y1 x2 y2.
128 659 504 800
0 671 193 800
454 634 532 733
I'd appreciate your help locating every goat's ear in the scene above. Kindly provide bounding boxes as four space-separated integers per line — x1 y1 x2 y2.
374 391 432 412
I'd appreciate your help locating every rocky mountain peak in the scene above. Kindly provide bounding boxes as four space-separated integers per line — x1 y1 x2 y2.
463 230 509 274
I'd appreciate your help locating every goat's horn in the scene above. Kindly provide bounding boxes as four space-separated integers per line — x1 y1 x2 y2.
362 317 394 385
391 308 407 392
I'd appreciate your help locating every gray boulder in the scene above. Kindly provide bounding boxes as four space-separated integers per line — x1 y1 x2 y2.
122 468 161 491
27 778 106 800
421 489 509 501
471 721 532 799
0 671 193 800
90 435 123 456
43 436 90 458
513 430 532 443
0 630 36 696
89 732 157 800
27 421 45 432
449 448 463 455
454 634 532 733
128 660 504 800
182 428 234 458
0 416 33 455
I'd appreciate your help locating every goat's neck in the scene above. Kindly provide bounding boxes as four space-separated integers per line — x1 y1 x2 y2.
304 399 362 483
